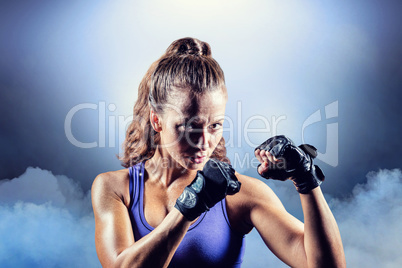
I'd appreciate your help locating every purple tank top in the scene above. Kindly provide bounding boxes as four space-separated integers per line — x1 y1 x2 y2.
128 162 246 267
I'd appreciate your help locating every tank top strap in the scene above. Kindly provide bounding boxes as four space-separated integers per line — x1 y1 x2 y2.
128 162 144 212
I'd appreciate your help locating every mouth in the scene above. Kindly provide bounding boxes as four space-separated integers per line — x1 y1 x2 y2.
189 154 206 164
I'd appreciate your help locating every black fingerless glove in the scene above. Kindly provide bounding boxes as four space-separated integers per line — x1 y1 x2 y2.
175 159 241 221
255 135 325 194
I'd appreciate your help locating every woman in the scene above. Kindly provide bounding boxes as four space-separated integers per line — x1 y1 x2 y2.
91 37 346 268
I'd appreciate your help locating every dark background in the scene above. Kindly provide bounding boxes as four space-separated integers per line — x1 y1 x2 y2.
1 1 401 267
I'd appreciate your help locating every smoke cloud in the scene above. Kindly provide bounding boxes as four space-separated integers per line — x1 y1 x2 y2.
0 167 99 267
1 167 401 267
330 168 402 268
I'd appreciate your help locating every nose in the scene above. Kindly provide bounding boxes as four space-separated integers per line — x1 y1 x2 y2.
190 128 210 151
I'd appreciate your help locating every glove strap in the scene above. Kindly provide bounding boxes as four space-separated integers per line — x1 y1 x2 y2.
174 172 209 221
292 165 325 194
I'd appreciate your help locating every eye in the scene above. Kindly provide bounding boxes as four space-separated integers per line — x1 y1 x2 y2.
178 123 195 132
209 123 223 130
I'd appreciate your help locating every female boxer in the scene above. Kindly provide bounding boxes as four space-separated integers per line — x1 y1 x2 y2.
91 37 346 268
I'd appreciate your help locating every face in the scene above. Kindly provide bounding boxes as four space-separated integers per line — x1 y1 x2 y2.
154 88 227 170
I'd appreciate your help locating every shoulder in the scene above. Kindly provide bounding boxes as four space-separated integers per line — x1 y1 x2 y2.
91 168 131 208
226 172 286 233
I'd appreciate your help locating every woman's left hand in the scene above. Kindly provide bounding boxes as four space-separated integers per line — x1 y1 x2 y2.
254 135 325 194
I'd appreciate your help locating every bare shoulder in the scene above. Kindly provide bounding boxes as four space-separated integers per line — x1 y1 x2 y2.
225 172 286 233
91 168 131 208
92 169 136 266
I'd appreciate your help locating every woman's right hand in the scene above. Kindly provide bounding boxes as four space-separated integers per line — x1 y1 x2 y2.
175 159 241 221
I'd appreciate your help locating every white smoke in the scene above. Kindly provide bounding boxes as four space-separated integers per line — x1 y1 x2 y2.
330 169 402 268
0 167 99 267
243 168 402 267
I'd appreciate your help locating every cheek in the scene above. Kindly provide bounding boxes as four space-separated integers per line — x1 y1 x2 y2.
160 125 182 148
166 131 180 143
166 129 189 150
210 130 223 147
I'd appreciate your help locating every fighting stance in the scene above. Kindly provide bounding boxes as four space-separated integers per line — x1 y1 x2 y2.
91 37 346 267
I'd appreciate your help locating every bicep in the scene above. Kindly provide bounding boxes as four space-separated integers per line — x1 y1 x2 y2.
92 175 135 267
249 182 307 267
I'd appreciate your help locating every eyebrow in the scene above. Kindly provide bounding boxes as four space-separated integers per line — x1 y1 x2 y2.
214 116 225 121
182 116 225 124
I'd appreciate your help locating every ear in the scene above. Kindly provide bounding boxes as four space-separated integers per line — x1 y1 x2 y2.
150 109 162 132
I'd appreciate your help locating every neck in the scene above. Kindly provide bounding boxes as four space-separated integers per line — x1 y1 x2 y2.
145 147 197 187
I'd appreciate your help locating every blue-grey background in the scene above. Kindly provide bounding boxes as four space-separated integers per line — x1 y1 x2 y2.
1 0 402 267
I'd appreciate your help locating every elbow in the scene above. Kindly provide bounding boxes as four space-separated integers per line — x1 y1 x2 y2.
113 250 132 268
113 250 145 268
96 248 133 268
113 256 123 268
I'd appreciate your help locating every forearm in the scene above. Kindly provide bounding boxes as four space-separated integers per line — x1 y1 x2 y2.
115 208 191 268
300 187 346 268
